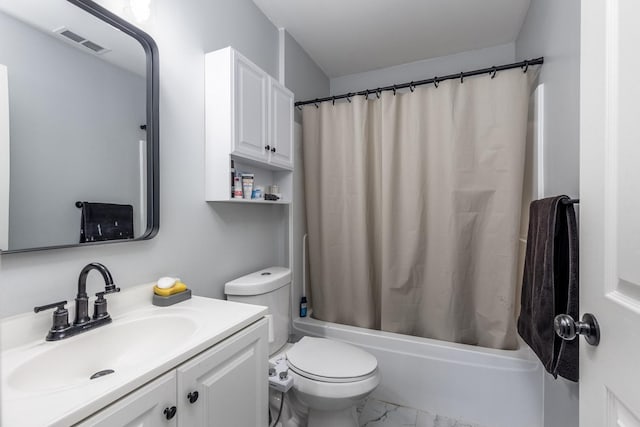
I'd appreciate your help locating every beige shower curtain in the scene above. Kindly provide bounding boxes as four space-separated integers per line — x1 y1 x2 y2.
303 68 534 350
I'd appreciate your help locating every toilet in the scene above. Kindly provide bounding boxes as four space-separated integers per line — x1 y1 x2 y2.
225 267 380 427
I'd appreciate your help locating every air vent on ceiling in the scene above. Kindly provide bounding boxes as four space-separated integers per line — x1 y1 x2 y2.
53 27 110 56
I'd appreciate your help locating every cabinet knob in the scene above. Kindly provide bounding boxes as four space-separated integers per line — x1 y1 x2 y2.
265 145 271 151
163 406 177 420
187 390 199 404
271 147 276 153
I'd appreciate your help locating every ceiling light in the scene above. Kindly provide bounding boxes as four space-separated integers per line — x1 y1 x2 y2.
129 0 151 23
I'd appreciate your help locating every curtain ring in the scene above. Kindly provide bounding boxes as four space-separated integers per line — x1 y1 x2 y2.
409 82 415 92
314 99 319 108
376 88 381 99
332 96 335 106
365 90 369 100
460 72 464 84
522 60 529 73
392 85 396 96
433 77 439 88
347 93 352 103
491 67 497 79
296 105 302 111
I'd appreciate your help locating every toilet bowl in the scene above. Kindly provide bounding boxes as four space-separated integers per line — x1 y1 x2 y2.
225 267 380 427
285 336 380 426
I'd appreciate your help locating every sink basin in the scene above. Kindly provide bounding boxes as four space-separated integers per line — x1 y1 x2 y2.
1 284 268 427
8 314 197 393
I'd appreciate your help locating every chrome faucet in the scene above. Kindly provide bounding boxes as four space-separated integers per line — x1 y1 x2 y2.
34 262 120 341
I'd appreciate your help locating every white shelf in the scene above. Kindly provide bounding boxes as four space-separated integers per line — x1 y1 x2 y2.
216 198 290 205
230 153 291 172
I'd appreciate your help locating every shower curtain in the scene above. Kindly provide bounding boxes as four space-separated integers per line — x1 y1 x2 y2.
302 68 536 350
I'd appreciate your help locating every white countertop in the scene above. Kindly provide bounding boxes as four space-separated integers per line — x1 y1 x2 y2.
1 284 267 427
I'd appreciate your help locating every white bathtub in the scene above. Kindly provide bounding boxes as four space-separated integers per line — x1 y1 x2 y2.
292 315 543 427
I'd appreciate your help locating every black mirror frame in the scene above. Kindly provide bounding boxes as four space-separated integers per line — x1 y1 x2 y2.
3 0 159 254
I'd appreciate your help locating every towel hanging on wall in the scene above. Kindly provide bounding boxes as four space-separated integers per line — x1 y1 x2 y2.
78 202 134 243
517 195 579 382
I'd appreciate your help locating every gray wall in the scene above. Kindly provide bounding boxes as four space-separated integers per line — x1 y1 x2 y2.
0 0 327 317
516 0 580 198
283 30 329 124
330 43 516 95
284 31 329 105
281 31 328 309
516 1 581 426
0 11 146 250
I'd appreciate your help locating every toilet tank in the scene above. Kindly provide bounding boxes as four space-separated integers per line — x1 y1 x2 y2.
224 267 291 355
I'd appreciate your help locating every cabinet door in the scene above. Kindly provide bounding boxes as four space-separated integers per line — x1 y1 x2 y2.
234 54 268 160
269 79 294 169
76 371 177 427
177 319 268 427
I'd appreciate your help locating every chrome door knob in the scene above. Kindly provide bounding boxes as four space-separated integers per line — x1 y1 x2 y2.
554 313 600 346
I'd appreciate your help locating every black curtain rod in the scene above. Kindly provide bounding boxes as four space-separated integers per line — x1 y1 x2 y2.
295 57 544 107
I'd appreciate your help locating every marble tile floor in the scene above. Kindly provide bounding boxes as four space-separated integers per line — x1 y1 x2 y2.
357 397 489 427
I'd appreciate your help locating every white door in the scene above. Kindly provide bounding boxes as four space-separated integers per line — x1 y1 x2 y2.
580 1 640 426
269 78 294 169
234 54 268 160
176 319 268 427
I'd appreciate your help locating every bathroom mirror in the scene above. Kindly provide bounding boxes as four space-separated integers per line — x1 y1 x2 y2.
0 0 158 253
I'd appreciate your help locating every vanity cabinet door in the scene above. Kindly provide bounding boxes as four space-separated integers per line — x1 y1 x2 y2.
75 371 177 427
268 78 294 169
177 319 268 427
234 54 268 161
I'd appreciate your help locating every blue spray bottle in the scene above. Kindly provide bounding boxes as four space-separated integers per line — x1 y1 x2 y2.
300 296 307 318
300 234 308 317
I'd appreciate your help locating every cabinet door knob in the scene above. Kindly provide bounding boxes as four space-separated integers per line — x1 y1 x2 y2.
265 145 271 151
187 391 199 404
271 147 276 153
163 406 177 420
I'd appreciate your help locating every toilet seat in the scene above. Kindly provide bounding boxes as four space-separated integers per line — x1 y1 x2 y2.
289 368 381 402
287 363 378 383
286 337 378 383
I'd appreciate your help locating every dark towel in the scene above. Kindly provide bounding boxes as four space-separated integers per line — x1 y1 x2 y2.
517 196 579 382
79 202 134 243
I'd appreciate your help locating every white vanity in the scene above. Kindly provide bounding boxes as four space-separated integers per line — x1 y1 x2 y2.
1 285 268 426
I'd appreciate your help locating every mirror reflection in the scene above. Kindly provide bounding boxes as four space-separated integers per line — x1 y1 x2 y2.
0 0 151 252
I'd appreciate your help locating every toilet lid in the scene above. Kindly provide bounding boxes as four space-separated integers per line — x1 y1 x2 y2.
286 337 377 382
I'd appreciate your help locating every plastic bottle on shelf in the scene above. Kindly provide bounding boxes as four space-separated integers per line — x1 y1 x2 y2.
230 160 235 197
233 175 242 198
242 174 254 199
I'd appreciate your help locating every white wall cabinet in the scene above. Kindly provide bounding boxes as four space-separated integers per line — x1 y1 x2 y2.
77 319 268 427
205 47 294 203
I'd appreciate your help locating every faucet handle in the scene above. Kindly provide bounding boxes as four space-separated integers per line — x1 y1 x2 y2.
34 300 70 332
104 284 120 294
93 292 110 320
34 300 68 313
